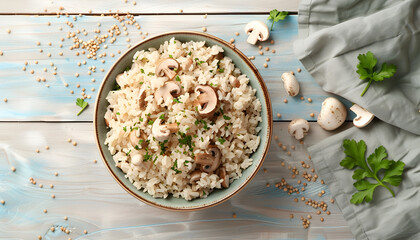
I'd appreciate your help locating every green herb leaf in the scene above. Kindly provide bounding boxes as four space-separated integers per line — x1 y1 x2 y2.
267 9 288 30
147 72 155 76
188 52 192 56
223 115 231 120
139 117 144 122
116 112 120 115
140 68 145 73
125 66 131 72
169 54 173 58
173 98 182 103
218 68 224 73
175 75 181 82
112 83 121 91
159 114 165 120
340 139 405 204
159 140 168 155
126 149 131 156
171 160 182 174
76 98 88 116
184 160 190 166
123 126 127 132
218 138 226 144
356 51 397 96
148 120 154 125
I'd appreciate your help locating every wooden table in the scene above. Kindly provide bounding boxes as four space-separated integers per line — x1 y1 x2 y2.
0 1 355 239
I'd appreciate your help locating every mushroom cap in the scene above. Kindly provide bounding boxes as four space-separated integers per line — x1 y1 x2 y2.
129 128 146 147
155 81 181 105
288 118 310 140
152 119 171 142
189 170 202 183
244 20 270 41
317 97 347 131
155 58 179 80
195 146 222 173
281 72 300 97
194 85 218 117
350 104 375 128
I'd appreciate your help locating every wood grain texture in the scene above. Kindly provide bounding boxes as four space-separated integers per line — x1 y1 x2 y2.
0 15 354 122
0 122 354 239
0 0 299 14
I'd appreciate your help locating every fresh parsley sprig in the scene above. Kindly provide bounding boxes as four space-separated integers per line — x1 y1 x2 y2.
356 51 397 96
76 98 88 116
340 139 405 204
267 9 288 31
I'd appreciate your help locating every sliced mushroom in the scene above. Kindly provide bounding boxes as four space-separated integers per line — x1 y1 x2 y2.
317 97 347 131
229 76 240 88
129 128 147 147
138 88 146 109
194 85 218 117
219 167 229 188
152 119 178 142
105 118 110 128
281 72 300 96
190 170 202 184
288 119 310 140
155 82 181 105
195 145 222 173
155 58 179 80
244 20 270 45
350 104 375 128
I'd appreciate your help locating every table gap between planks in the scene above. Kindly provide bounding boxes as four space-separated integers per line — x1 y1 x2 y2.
0 1 354 239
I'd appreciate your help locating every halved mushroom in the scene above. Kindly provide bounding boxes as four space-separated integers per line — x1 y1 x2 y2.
138 88 146 109
155 82 181 105
244 20 270 45
194 85 218 117
152 119 179 142
129 128 147 147
219 167 229 188
350 104 375 128
190 170 202 184
155 58 179 80
288 119 310 140
194 146 222 173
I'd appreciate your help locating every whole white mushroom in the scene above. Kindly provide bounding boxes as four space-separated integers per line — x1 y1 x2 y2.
317 97 347 131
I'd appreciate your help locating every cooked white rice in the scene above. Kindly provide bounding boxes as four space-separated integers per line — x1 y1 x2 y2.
104 38 262 200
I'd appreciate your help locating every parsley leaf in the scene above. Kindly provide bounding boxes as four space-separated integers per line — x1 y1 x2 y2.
218 138 226 144
173 98 182 103
112 83 121 91
159 140 168 155
175 75 181 82
356 51 397 96
76 98 88 116
340 139 405 204
171 160 181 174
159 114 165 120
267 9 288 31
223 115 231 120
140 68 145 73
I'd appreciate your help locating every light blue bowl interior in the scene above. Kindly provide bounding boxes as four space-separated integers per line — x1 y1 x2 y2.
95 32 271 210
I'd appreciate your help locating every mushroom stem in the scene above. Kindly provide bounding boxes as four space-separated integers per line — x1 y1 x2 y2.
246 30 260 45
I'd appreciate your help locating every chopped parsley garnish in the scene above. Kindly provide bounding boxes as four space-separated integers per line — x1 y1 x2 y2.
201 137 204 142
169 54 173 58
203 190 207 195
147 72 155 76
112 83 121 91
123 126 127 132
193 134 198 138
134 145 141 150
140 68 145 73
194 119 209 130
144 149 152 162
194 58 205 65
173 98 182 103
218 68 224 73
116 112 120 115
171 160 182 174
178 132 194 152
139 117 144 122
223 115 231 120
147 113 151 117
148 120 154 125
218 138 226 144
125 66 131 72
175 75 181 82
159 114 165 120
138 139 144 145
159 140 168 155
139 81 144 85
209 70 213 73
188 51 192 56
126 149 131 156
184 160 190 166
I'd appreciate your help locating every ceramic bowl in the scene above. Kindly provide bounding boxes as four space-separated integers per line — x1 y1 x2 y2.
94 31 272 210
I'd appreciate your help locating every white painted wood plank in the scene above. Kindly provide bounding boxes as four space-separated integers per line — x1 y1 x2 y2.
0 0 300 14
0 15 354 121
0 122 353 239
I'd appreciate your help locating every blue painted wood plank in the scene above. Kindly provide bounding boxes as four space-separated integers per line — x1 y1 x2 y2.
0 15 354 121
0 122 353 239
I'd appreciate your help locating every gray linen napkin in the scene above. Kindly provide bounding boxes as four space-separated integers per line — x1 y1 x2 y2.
293 0 420 239
294 0 420 135
308 120 420 240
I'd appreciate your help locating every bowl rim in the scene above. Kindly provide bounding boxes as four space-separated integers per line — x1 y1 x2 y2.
93 31 273 211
